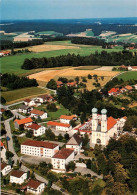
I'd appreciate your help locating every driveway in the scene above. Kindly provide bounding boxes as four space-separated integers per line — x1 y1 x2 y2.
21 155 51 165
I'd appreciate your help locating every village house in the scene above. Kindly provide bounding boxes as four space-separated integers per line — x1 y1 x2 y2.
35 94 54 103
128 66 137 71
60 115 77 124
47 121 72 132
27 123 46 137
134 84 137 90
0 51 11 57
66 133 82 154
108 88 120 96
117 116 127 131
56 81 63 88
21 139 59 158
14 117 33 129
51 148 75 172
125 85 133 91
10 170 27 184
25 179 45 195
91 108 118 146
0 141 7 161
67 81 77 87
30 109 47 119
1 163 11 176
18 105 32 114
24 99 36 107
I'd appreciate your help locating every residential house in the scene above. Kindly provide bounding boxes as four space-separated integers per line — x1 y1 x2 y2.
14 117 33 129
51 148 75 172
18 105 32 114
117 116 127 131
47 121 72 132
26 179 45 195
21 139 59 158
134 84 137 90
56 81 63 88
24 99 36 107
10 170 27 184
27 123 46 137
108 88 120 96
125 85 133 91
67 81 77 87
1 163 11 176
0 141 6 161
60 115 77 124
66 133 82 154
30 109 47 119
35 94 54 103
128 66 137 71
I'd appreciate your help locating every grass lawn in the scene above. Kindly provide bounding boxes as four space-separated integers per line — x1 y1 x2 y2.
1 40 124 75
1 87 48 105
117 71 137 81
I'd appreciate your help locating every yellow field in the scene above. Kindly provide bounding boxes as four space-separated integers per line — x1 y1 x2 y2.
28 66 119 90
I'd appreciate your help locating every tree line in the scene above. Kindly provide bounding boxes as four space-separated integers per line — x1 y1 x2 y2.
1 73 38 90
71 37 106 46
21 50 137 70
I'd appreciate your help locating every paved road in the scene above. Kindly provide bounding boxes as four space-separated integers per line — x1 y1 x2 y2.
7 101 24 108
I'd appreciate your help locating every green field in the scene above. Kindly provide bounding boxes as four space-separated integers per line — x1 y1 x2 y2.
1 40 123 75
117 71 137 80
1 87 49 104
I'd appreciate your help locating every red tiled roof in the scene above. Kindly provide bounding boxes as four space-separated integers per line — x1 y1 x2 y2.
125 85 133 90
11 170 25 178
60 115 77 120
27 123 41 130
47 121 70 128
14 118 33 125
1 163 7 170
108 88 119 94
67 82 77 86
27 179 42 189
56 81 63 86
22 139 58 149
24 99 31 103
0 141 4 147
52 148 74 159
0 108 5 113
107 116 117 131
30 109 44 116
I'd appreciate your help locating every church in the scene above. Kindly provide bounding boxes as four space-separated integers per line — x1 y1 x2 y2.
91 108 118 146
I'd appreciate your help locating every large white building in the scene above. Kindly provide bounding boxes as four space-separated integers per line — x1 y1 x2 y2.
51 148 75 172
66 133 82 154
60 115 77 124
10 170 27 184
91 108 118 146
26 179 45 195
1 163 11 176
21 139 59 158
47 121 72 132
27 123 46 137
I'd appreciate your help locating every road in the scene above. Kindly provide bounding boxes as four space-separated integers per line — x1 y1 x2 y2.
7 101 24 108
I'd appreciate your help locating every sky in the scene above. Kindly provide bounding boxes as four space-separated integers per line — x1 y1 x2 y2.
1 0 137 20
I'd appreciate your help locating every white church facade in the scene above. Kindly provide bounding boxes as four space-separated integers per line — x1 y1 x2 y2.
91 108 118 146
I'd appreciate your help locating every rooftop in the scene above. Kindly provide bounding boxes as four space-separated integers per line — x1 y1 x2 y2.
67 133 82 146
10 170 25 178
14 117 33 125
30 109 45 116
27 123 41 130
52 148 74 159
27 179 42 189
22 139 58 149
107 116 117 131
60 115 77 120
47 121 70 128
1 163 8 170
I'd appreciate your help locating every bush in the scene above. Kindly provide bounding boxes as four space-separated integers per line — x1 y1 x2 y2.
47 103 57 112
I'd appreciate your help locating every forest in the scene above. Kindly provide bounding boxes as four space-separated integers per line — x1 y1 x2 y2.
21 51 137 70
71 37 106 46
1 73 38 90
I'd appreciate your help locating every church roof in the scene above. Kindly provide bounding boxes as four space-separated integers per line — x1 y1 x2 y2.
107 117 117 131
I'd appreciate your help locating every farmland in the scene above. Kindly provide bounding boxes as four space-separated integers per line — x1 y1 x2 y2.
117 71 137 81
1 40 123 75
29 66 119 90
1 87 50 105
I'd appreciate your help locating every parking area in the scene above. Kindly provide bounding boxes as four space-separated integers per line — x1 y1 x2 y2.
21 155 51 165
74 167 103 179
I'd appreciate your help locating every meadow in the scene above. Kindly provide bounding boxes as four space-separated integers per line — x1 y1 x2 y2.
117 71 137 81
1 40 123 75
1 87 49 104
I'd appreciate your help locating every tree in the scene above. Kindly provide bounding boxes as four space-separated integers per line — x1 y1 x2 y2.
75 76 79 83
47 79 57 90
47 103 57 112
86 159 92 169
82 133 89 149
70 120 76 127
45 129 55 140
58 134 63 141
27 171 30 179
123 120 132 132
26 130 33 138
6 151 14 160
66 161 76 171
47 172 58 182
114 163 129 183
64 133 69 141
88 74 92 79
1 97 6 104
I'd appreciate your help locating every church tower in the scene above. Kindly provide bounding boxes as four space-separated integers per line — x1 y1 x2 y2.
101 109 107 132
91 108 98 131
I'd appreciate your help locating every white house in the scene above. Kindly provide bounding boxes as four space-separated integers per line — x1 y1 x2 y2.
35 94 54 103
18 105 32 114
21 139 59 158
128 66 137 71
47 121 72 132
10 170 27 184
24 99 36 107
66 133 82 154
26 179 45 195
52 148 75 172
60 115 77 124
117 116 127 131
27 123 46 137
30 109 47 119
1 163 11 176
0 141 6 161
91 108 118 146
134 84 137 90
